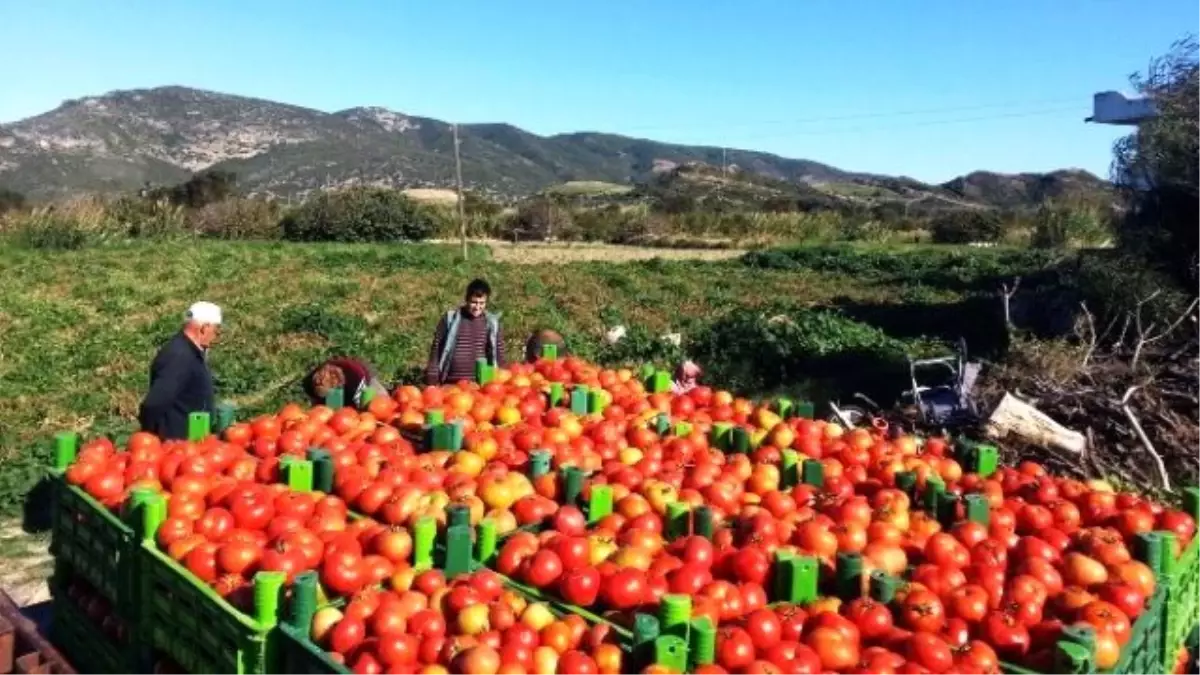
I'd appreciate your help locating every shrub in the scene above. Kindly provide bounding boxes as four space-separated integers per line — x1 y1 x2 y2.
1031 202 1113 249
281 188 436 242
0 188 26 214
688 305 918 401
189 198 284 240
500 197 574 241
930 210 1004 244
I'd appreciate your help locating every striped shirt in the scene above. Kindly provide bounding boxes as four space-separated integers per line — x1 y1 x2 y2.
424 310 506 385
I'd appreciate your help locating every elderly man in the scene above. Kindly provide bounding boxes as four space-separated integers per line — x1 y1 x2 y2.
138 301 221 440
424 278 505 385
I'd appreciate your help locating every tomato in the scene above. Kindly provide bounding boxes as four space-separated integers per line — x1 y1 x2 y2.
844 598 894 640
523 550 563 588
602 569 646 610
777 605 808 642
556 650 597 675
980 612 1030 660
906 632 953 673
948 585 989 623
1097 583 1146 623
378 634 419 667
924 533 969 569
156 516 194 549
559 567 601 606
196 508 235 542
716 627 755 671
322 551 367 597
408 609 446 638
744 608 783 650
668 563 711 595
1078 600 1132 645
954 640 999 674
731 546 771 586
184 543 219 583
1093 629 1120 669
899 589 945 633
551 536 591 571
1158 509 1197 544
216 540 262 576
804 626 859 671
330 618 366 655
677 536 715 568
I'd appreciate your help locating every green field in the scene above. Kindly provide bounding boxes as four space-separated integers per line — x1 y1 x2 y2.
0 240 1062 518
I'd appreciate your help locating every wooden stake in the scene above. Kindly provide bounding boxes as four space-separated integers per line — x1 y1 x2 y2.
452 123 468 260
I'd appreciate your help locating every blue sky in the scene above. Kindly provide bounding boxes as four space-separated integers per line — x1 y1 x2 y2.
1 1 1195 182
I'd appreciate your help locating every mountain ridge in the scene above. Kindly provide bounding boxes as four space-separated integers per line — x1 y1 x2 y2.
0 85 1112 210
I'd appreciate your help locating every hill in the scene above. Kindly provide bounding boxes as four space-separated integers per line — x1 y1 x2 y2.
0 86 1112 209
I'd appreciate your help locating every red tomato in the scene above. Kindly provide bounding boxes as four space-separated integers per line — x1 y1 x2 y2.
900 589 946 633
716 627 756 671
195 508 235 542
844 598 895 640
980 612 1030 661
523 549 564 588
322 551 367 597
905 633 953 673
743 608 783 650
601 569 646 610
559 567 601 606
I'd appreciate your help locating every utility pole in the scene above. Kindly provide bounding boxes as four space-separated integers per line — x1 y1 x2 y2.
452 123 468 260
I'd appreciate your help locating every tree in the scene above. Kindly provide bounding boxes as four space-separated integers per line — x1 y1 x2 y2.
146 170 238 208
930 210 1003 244
1110 36 1199 286
0 188 26 214
281 187 436 242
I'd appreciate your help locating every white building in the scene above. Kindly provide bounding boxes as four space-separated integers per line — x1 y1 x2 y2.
1085 91 1158 125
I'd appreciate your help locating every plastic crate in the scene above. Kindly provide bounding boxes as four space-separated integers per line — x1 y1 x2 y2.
49 434 139 616
132 487 287 675
277 623 347 675
1163 488 1200 674
138 542 284 675
49 592 134 675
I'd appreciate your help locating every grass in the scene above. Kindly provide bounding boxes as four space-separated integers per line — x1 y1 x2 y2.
0 239 1052 520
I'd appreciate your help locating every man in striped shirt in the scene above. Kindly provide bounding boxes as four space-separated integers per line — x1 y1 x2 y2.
424 279 506 385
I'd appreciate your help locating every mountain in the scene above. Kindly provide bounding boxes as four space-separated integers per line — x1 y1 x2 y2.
0 86 1112 209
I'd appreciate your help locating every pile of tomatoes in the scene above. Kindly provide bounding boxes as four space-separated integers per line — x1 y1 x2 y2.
56 355 1198 675
311 569 627 674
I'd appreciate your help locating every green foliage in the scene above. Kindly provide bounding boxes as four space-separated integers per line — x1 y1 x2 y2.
1111 36 1199 286
0 188 27 214
1068 251 1193 330
1030 201 1114 249
106 195 188 238
688 305 920 401
7 211 92 250
930 210 1004 244
594 324 684 370
742 244 1060 290
144 169 238 208
281 187 436 242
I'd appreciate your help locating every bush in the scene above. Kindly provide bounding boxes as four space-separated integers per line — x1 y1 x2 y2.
1030 202 1113 249
688 305 919 402
930 210 1004 244
189 198 284 240
281 188 436 242
499 197 574 241
0 188 26 214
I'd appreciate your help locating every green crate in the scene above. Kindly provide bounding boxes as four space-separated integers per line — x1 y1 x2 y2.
139 542 285 674
50 591 141 674
278 623 348 675
1163 488 1200 674
49 477 139 616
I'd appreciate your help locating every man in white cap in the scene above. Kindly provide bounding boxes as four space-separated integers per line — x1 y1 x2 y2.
137 301 222 440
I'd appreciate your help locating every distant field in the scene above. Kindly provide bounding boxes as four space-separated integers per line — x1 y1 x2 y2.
544 180 633 196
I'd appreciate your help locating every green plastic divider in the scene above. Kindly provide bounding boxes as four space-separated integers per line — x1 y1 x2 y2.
187 411 210 441
541 343 558 360
571 386 590 414
475 357 496 384
587 484 613 524
324 387 344 410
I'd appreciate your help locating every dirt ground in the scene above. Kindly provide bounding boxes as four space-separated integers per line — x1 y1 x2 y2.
0 522 51 607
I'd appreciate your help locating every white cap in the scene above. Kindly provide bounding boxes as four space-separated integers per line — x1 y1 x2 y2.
185 301 223 325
